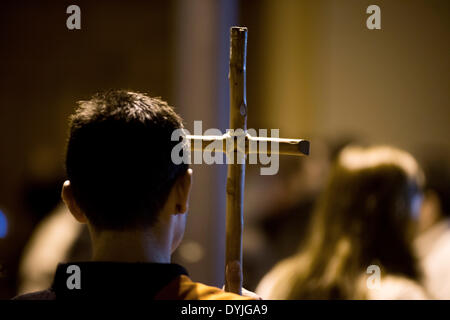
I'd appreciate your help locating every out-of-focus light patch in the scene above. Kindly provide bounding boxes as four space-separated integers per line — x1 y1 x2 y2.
178 240 204 263
339 145 420 180
411 194 423 220
0 209 7 238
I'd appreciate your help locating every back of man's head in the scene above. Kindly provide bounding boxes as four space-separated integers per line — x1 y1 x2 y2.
65 90 188 230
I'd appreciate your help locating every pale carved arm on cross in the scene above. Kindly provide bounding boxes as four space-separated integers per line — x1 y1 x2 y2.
186 133 310 156
185 27 310 295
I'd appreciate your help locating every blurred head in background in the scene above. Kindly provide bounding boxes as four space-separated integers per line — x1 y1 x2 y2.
286 145 424 299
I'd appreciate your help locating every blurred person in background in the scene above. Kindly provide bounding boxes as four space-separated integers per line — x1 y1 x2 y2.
17 203 90 295
415 154 450 299
16 172 91 295
256 145 428 299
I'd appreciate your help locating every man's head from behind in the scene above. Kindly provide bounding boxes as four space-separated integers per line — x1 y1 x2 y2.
62 90 191 252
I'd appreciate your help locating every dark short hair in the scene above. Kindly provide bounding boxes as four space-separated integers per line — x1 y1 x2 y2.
65 90 188 230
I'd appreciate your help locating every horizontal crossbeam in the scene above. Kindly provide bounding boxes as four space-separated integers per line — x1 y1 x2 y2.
186 133 310 156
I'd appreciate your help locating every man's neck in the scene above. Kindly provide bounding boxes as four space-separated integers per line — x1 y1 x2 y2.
90 229 171 264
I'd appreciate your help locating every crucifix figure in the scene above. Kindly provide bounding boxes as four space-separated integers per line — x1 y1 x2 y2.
187 27 310 294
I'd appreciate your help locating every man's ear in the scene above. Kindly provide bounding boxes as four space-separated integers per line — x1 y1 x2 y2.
61 180 88 224
174 168 193 214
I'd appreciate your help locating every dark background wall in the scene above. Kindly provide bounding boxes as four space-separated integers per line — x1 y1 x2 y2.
0 0 176 298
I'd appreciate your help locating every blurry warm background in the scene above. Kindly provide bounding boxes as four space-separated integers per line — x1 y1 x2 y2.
0 0 448 298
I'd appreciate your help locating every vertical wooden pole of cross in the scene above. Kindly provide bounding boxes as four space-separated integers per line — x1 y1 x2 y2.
225 27 247 295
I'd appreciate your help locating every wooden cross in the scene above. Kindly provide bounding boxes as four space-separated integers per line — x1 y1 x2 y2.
187 27 310 294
